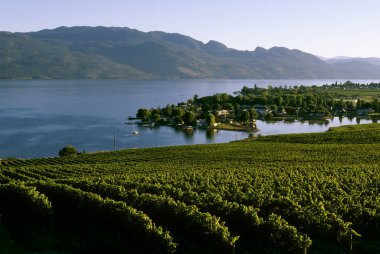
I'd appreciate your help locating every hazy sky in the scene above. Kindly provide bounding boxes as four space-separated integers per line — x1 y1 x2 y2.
1 0 379 57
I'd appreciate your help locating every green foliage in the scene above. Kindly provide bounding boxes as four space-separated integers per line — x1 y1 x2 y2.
138 82 380 130
136 108 151 121
205 113 216 126
0 183 52 221
0 183 53 252
239 110 250 122
172 107 184 118
1 124 380 253
33 182 177 253
58 145 78 157
249 107 258 120
150 109 161 122
183 111 196 125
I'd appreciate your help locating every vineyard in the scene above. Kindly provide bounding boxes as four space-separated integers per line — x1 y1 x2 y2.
1 123 380 253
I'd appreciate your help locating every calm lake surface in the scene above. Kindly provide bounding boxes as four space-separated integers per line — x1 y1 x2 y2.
0 79 378 158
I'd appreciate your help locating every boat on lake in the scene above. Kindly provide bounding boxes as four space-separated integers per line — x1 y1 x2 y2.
142 122 155 127
182 125 194 131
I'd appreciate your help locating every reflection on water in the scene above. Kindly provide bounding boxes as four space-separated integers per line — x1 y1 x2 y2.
254 117 374 136
206 129 217 142
0 79 378 158
0 112 375 159
183 129 194 141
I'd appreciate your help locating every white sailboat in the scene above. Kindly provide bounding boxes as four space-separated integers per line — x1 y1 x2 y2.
132 122 139 135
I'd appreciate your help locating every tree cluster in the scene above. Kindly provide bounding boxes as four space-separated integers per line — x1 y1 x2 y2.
136 82 380 127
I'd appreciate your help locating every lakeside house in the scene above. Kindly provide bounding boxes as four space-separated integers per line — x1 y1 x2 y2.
216 109 234 124
216 109 230 117
196 119 208 128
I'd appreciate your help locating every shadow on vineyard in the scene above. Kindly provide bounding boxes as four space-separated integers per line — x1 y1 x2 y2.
0 123 380 253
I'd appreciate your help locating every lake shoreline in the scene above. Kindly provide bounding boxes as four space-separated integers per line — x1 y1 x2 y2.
1 79 379 158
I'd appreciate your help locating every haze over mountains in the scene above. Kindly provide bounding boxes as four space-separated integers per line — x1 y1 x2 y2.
1 26 380 79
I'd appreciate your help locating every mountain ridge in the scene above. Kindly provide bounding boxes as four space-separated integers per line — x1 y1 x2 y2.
1 26 380 79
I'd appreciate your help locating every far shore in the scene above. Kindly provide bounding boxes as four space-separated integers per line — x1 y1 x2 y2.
210 123 259 132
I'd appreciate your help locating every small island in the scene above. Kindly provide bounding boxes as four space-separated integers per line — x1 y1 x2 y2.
134 81 380 132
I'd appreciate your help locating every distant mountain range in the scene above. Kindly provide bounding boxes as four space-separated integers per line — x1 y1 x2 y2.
1 26 380 79
324 56 380 66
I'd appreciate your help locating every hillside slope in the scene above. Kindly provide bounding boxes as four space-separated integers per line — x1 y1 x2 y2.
1 26 380 79
1 124 380 253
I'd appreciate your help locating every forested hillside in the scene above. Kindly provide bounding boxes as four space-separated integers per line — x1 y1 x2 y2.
1 26 380 79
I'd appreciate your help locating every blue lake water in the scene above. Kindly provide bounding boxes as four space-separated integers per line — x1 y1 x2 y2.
0 79 378 158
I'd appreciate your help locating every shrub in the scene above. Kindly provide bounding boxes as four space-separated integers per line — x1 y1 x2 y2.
58 145 78 157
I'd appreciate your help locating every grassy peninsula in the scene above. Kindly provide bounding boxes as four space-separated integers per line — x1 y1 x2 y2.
1 123 380 253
